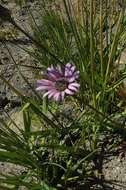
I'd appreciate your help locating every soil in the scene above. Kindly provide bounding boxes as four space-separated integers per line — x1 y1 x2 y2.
1 1 126 190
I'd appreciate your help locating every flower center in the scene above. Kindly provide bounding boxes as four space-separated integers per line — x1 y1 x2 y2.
55 79 68 91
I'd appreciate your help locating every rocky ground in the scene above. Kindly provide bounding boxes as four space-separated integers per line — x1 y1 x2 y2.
1 1 126 190
0 0 41 113
0 0 40 187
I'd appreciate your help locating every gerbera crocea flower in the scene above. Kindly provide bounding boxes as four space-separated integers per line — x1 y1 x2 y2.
36 63 80 101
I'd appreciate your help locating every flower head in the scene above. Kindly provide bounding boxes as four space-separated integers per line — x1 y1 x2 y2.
36 63 80 101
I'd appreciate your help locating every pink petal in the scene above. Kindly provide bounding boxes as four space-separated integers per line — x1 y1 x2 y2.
67 77 76 83
70 66 76 72
65 89 74 95
47 73 58 80
70 83 80 88
48 90 57 99
68 84 78 92
65 70 70 77
43 91 51 98
43 89 57 99
48 70 62 79
74 71 80 79
57 65 63 75
66 63 72 68
54 92 61 101
36 85 53 91
37 79 54 86
47 65 54 71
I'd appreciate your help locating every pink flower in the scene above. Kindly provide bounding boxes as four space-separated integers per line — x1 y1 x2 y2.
36 63 80 101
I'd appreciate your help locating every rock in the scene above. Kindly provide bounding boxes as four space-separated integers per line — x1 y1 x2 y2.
103 156 126 190
0 1 41 184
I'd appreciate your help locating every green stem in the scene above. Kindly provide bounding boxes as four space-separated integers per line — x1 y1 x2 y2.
103 8 124 92
100 0 104 81
105 0 108 47
90 0 96 108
